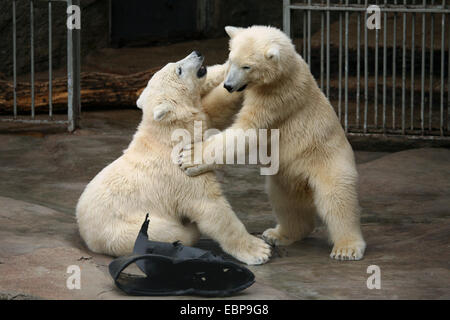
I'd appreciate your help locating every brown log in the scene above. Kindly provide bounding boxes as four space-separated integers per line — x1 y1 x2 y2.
0 67 160 114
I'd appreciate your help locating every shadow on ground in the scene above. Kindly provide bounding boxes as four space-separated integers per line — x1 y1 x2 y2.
0 110 449 299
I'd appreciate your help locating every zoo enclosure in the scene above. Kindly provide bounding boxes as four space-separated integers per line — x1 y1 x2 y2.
283 0 450 138
1 0 80 132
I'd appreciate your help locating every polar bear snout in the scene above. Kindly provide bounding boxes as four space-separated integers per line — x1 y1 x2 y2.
224 83 234 92
185 50 203 59
192 50 202 58
178 51 206 79
224 63 248 93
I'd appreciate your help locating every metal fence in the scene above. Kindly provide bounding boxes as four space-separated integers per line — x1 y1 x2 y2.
283 0 450 138
1 0 80 132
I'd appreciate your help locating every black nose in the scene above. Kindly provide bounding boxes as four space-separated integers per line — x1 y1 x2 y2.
224 83 233 92
193 50 202 57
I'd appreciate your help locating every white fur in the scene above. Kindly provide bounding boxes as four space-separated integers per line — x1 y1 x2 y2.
181 26 366 261
76 53 271 265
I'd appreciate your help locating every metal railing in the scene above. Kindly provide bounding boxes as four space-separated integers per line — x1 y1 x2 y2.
2 0 80 132
283 0 449 138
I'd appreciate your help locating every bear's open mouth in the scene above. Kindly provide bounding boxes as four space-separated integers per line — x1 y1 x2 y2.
237 84 247 92
197 66 207 78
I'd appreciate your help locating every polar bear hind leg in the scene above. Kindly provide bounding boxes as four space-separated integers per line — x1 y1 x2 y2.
94 214 201 257
263 175 316 246
309 161 366 261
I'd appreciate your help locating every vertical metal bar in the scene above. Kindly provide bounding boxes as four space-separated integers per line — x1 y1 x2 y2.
338 0 343 121
440 1 446 136
392 0 397 130
12 0 17 119
448 12 450 132
421 0 426 134
283 0 291 37
364 0 368 133
30 0 35 120
402 0 407 134
411 0 416 130
303 9 307 59
67 0 81 132
374 0 379 128
383 0 387 132
320 0 324 90
326 0 330 99
307 0 311 66
429 0 435 131
344 0 349 132
356 0 361 128
48 0 53 119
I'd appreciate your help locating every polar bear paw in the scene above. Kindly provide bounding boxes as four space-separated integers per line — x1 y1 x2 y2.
330 239 366 261
178 144 215 176
229 235 272 266
184 164 214 176
262 227 296 246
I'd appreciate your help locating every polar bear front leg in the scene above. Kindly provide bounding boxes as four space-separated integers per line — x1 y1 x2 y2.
202 84 244 130
179 135 222 176
200 61 230 96
187 198 272 265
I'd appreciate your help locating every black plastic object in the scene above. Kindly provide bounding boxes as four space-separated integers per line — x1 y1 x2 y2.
108 214 255 297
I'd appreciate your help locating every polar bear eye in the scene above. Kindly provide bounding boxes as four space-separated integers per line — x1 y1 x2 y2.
242 66 251 70
177 67 182 75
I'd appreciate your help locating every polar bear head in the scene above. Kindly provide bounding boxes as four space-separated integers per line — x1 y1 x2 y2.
136 51 207 122
223 25 297 92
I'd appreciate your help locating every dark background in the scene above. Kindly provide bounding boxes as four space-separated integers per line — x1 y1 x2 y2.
0 0 284 77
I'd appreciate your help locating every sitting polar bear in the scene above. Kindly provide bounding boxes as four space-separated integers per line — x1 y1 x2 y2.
76 51 271 265
180 26 366 261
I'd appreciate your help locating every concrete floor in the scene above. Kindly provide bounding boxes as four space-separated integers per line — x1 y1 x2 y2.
0 109 449 300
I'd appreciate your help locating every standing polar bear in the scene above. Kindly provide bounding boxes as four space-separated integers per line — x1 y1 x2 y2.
181 26 366 260
76 52 271 265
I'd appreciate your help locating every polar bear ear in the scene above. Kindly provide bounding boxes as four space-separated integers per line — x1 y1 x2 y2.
153 103 174 121
136 88 147 109
265 44 280 61
136 97 144 109
225 26 244 38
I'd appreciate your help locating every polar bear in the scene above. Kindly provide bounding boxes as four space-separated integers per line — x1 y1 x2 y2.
200 61 244 130
76 51 271 265
180 26 366 261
